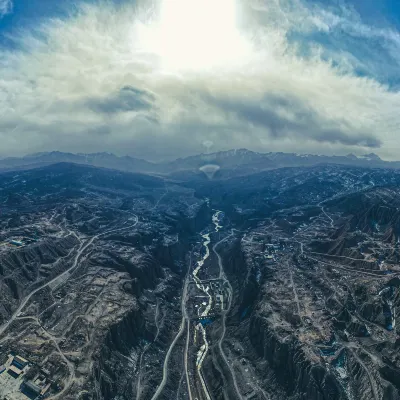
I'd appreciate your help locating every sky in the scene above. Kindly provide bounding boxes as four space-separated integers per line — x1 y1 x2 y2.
1 0 400 160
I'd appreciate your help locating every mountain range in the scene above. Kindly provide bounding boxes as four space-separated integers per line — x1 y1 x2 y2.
0 149 397 176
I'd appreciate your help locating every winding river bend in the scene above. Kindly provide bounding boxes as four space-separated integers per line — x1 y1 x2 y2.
192 210 224 395
193 210 224 317
153 208 227 400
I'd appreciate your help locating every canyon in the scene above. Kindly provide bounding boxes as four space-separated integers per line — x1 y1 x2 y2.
0 154 400 399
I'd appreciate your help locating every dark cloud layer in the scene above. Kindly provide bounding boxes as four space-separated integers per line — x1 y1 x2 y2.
86 86 155 114
208 94 382 148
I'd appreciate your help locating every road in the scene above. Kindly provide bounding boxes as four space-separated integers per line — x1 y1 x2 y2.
212 229 234 280
213 235 244 400
136 299 162 400
320 205 334 228
0 237 85 337
147 213 241 400
151 253 191 400
184 319 193 400
15 314 76 400
0 216 139 400
39 321 76 400
0 216 138 338
290 270 301 317
349 349 379 400
308 251 373 263
306 254 388 278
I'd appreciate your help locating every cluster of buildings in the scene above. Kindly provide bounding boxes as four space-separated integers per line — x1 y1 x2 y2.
0 354 51 399
8 237 37 248
264 243 280 261
22 374 51 399
205 280 228 315
3 355 29 378
188 279 229 319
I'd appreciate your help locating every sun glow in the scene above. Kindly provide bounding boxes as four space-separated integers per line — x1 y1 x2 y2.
136 0 251 72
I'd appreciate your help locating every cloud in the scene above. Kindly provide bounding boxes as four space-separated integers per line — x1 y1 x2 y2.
206 93 381 148
86 86 156 114
88 125 112 136
0 0 400 160
0 0 12 18
261 0 400 81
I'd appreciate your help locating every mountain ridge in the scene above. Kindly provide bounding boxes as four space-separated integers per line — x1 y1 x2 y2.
0 149 396 176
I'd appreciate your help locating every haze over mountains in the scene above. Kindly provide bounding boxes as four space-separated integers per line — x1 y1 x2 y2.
0 149 396 176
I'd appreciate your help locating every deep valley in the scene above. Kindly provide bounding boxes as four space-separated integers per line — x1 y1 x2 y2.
1 154 400 400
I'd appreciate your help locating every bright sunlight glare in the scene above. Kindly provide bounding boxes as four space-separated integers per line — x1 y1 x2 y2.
136 0 251 72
